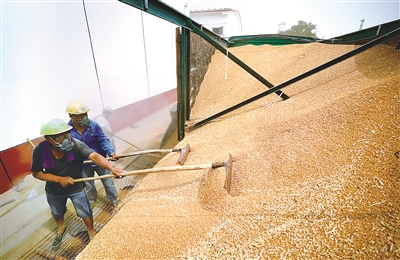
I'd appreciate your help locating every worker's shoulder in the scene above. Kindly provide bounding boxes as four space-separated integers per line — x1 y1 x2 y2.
32 140 46 153
87 120 103 133
72 138 94 153
89 119 102 127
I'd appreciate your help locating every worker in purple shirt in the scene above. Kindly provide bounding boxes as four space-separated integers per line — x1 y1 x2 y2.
66 100 120 208
31 118 123 247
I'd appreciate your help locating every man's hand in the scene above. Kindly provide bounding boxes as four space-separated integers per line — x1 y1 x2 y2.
59 176 74 187
110 153 119 161
89 152 124 177
111 167 124 179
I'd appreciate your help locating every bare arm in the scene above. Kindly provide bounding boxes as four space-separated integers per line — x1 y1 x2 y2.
88 152 124 178
32 171 74 187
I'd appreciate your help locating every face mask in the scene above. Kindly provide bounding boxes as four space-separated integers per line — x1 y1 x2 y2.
51 134 74 152
79 115 90 127
56 138 74 152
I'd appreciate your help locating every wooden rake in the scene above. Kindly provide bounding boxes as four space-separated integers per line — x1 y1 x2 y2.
84 144 191 165
73 153 233 194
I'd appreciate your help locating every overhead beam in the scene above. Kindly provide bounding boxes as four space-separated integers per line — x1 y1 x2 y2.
119 0 289 99
119 0 228 46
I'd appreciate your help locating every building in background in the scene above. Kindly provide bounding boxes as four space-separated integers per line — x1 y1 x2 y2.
190 8 243 38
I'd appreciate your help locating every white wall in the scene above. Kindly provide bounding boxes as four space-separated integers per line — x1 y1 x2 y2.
1 0 187 150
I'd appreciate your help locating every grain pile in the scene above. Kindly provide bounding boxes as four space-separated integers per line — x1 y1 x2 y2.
77 43 400 259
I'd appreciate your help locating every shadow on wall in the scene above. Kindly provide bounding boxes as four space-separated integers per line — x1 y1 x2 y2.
159 102 178 149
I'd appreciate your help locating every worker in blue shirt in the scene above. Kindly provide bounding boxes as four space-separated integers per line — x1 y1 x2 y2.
66 100 120 208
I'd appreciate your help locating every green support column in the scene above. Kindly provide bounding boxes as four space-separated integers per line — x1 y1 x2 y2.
177 27 190 141
185 30 191 121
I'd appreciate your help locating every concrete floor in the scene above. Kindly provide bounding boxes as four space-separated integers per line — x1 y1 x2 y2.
0 103 178 259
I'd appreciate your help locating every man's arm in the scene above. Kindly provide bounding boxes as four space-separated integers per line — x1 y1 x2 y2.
32 171 74 187
88 152 124 178
93 122 115 156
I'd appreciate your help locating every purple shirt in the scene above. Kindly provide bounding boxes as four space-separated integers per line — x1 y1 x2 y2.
30 138 94 195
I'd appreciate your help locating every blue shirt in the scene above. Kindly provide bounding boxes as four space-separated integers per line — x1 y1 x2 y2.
68 119 114 167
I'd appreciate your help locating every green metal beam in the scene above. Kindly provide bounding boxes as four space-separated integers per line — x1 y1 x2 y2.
119 0 289 99
179 28 190 140
119 0 228 47
228 34 316 47
320 19 400 45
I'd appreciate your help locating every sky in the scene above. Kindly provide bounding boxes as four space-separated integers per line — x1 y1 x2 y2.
188 0 400 39
1 0 399 150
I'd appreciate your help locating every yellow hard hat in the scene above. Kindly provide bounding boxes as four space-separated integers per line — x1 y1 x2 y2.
66 101 90 115
40 118 72 135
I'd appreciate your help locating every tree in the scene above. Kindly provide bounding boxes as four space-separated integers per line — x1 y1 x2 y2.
282 20 318 38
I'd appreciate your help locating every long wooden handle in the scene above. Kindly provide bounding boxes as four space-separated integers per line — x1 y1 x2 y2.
83 148 176 164
72 163 218 183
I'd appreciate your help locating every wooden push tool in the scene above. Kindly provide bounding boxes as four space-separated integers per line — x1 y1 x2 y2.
74 153 233 194
84 144 191 165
